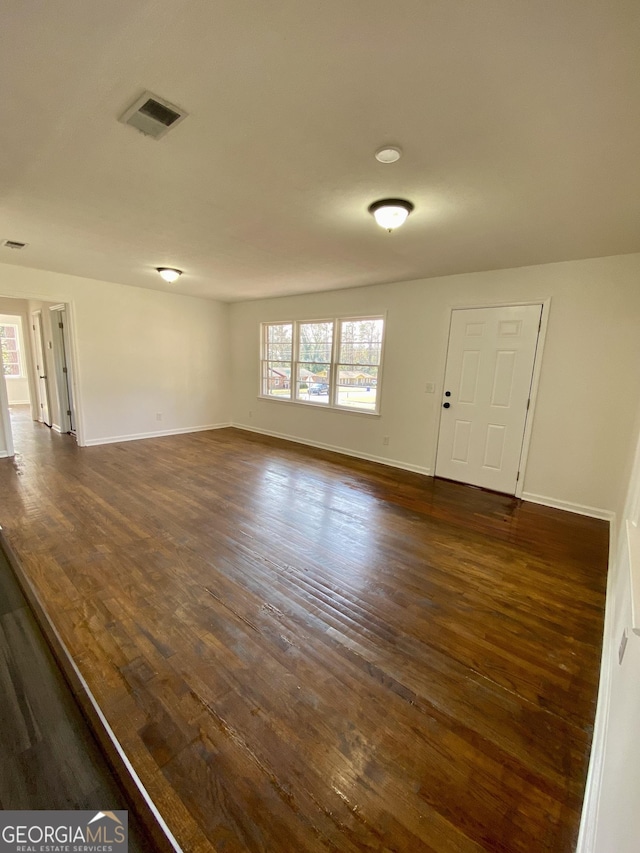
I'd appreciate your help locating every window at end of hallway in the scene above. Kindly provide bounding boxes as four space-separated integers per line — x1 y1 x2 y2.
0 324 22 378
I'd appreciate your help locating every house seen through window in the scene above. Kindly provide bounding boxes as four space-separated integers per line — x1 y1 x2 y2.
261 317 384 413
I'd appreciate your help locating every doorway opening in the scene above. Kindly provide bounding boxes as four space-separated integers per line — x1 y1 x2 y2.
49 304 76 435
0 296 79 458
0 312 32 416
32 309 51 427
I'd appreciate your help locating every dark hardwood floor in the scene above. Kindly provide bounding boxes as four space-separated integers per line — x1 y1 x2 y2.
0 406 608 852
0 519 155 850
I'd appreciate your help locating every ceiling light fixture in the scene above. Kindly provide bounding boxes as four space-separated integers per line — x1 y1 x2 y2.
368 199 414 232
157 267 182 283
375 146 402 164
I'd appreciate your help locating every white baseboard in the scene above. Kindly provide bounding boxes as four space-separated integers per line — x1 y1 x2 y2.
52 423 62 434
8 399 30 405
576 518 618 853
83 422 232 447
232 423 432 476
521 491 614 521
0 450 10 458
83 424 613 527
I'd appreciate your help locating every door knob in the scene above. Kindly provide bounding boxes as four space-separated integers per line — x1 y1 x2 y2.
445 391 451 397
443 402 450 409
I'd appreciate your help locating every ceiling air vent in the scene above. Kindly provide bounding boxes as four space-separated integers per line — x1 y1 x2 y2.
119 91 187 140
3 240 28 250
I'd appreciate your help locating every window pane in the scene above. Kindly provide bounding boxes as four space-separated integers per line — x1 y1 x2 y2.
298 322 333 363
336 366 378 411
265 323 292 361
1 324 21 378
296 362 330 403
264 361 291 398
339 319 383 366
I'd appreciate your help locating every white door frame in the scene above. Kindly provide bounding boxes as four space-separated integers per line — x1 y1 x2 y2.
32 309 51 426
49 303 77 434
434 298 550 498
59 300 85 446
0 294 85 454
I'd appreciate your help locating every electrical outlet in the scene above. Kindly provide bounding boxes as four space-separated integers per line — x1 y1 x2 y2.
156 412 163 421
425 382 435 393
619 628 628 664
383 436 390 446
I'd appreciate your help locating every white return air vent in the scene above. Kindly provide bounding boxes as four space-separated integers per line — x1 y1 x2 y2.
2 240 28 250
119 91 187 140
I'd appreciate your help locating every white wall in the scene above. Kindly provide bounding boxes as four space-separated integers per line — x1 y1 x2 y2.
6 379 30 406
581 395 640 852
230 252 640 517
0 263 230 447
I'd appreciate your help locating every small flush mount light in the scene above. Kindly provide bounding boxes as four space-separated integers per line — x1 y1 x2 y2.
368 198 414 232
375 146 402 164
157 267 182 283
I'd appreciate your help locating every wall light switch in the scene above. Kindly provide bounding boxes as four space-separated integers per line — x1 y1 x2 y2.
425 382 435 394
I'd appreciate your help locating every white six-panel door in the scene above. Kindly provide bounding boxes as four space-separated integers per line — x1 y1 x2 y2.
435 305 542 494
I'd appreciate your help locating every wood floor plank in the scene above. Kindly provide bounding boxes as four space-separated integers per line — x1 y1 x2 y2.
0 407 608 852
0 542 156 850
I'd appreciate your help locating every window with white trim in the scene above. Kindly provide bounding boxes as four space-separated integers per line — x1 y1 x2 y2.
261 316 384 413
336 318 383 412
0 323 22 378
262 322 293 399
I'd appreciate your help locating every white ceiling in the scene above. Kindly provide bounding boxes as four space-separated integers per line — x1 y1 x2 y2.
1 0 639 302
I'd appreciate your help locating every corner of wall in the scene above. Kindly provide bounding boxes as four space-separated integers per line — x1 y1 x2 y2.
576 516 617 853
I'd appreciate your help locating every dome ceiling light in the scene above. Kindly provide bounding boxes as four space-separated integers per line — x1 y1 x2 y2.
368 199 414 232
374 146 402 164
157 267 182 283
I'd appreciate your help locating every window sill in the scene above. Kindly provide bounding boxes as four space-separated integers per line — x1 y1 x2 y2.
257 395 380 417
